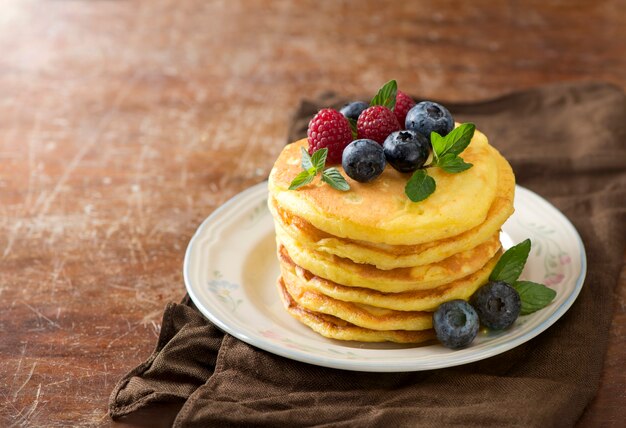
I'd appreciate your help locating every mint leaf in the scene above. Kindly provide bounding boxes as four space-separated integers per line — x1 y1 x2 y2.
437 153 473 173
310 148 328 173
290 147 349 192
490 239 531 284
321 167 350 191
289 170 315 190
347 117 358 139
300 147 314 172
445 123 475 157
405 169 436 202
370 80 397 110
513 281 557 315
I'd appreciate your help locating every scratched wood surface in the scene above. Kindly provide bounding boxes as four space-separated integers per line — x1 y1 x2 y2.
0 0 624 426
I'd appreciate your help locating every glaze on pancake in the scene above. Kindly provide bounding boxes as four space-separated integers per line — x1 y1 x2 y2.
276 226 501 292
268 129 498 245
277 277 436 344
278 244 501 312
281 268 433 331
269 146 514 269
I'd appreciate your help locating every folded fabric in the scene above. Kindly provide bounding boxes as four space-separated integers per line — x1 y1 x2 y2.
110 81 626 427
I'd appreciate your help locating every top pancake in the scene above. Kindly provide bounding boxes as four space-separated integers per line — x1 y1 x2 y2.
268 128 498 245
269 145 514 269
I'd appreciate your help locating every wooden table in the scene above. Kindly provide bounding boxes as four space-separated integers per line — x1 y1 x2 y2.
1 1 624 426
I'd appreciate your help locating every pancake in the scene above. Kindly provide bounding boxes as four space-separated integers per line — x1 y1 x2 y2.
281 267 433 331
278 245 501 312
269 146 514 270
276 225 502 292
268 129 498 246
277 277 436 344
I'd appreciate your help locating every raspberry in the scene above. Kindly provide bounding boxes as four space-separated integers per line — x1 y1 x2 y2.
357 106 401 144
394 91 416 125
307 108 353 164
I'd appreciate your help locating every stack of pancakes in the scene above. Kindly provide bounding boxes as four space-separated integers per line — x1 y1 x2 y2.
268 128 515 344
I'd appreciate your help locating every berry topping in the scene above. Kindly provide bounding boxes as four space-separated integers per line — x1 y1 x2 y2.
307 108 353 164
393 91 416 125
405 101 454 138
383 130 430 173
341 139 386 183
470 281 522 330
432 300 479 349
357 106 401 144
340 101 369 121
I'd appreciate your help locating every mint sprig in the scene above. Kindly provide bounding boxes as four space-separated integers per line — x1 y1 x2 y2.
490 239 557 315
430 122 475 172
404 122 475 202
370 80 397 110
289 147 350 192
431 123 476 160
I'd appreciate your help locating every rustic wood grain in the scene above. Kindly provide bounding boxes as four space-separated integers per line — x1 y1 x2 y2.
0 0 624 426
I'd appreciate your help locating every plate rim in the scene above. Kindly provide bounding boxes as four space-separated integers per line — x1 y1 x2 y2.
184 182 587 372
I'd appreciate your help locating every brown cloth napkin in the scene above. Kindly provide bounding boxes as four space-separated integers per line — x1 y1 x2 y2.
109 82 626 427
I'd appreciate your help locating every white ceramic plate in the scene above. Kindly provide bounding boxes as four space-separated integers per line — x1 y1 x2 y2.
184 182 586 372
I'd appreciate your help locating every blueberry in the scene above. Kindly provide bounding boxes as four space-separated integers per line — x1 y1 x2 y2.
405 101 454 138
342 139 386 183
432 300 479 349
470 281 521 330
383 130 430 173
340 101 369 121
